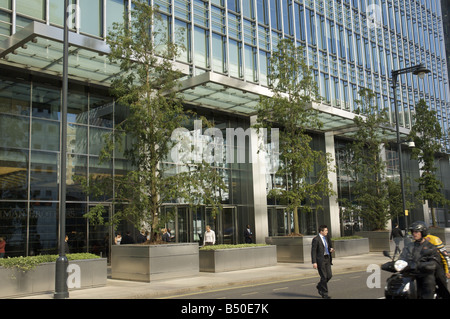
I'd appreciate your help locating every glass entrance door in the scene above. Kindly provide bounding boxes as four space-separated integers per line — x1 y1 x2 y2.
222 207 236 244
268 206 290 236
88 204 112 262
205 206 237 244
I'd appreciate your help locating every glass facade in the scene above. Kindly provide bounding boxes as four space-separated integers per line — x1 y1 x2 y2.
1 0 450 257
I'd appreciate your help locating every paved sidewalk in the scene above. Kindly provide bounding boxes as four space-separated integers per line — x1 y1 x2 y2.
17 252 389 300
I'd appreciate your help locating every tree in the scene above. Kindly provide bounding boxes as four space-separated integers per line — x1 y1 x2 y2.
253 39 334 235
82 0 226 242
409 99 448 227
340 89 405 230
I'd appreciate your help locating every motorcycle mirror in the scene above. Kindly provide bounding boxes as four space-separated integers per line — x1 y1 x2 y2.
383 250 391 258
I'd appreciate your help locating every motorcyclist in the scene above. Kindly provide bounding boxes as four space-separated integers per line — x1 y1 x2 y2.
425 231 450 299
399 221 440 299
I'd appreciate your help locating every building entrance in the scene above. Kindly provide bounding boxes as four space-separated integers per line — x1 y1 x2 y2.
161 205 237 245
87 204 112 262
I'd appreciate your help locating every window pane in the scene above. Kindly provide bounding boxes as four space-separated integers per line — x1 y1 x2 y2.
229 39 241 78
0 0 11 9
0 202 28 257
0 114 29 149
49 0 65 26
16 0 45 20
30 202 58 255
244 45 256 82
89 156 113 201
79 0 102 37
0 11 11 41
0 148 28 200
30 151 58 201
194 26 208 68
89 95 114 128
32 84 60 120
31 119 60 152
0 79 30 116
69 124 87 155
212 33 225 73
175 19 190 63
68 89 88 124
106 0 126 33
66 154 87 201
89 127 110 156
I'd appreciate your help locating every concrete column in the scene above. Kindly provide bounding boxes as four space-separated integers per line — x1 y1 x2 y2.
324 132 341 237
250 115 269 243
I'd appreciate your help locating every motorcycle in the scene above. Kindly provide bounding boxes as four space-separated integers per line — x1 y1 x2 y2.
382 250 437 299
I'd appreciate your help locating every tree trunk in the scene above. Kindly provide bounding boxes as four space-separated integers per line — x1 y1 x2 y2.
430 201 437 227
293 206 300 234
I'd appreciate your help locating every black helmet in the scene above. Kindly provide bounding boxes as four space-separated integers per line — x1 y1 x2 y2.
409 221 428 237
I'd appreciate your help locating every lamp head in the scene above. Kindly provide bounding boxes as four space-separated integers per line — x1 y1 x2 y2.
413 63 431 79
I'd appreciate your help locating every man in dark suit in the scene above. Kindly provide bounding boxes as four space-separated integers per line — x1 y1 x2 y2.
311 225 334 299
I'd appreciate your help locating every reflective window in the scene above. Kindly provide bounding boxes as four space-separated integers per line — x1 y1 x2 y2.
66 154 87 201
194 26 209 68
306 8 315 46
0 79 30 116
0 0 11 9
242 0 254 19
89 94 114 128
89 127 110 156
49 0 66 26
175 19 191 63
30 151 58 201
16 0 45 20
257 0 269 25
31 119 60 151
212 33 226 73
29 202 58 255
0 202 28 256
0 11 11 40
68 88 88 125
229 39 241 78
106 0 127 34
0 148 28 200
79 0 103 37
32 84 60 120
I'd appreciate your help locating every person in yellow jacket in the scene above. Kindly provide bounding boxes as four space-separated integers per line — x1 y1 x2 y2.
424 230 450 299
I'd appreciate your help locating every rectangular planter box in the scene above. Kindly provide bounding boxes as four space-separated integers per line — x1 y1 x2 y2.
199 245 277 273
355 231 394 252
265 236 314 263
0 258 107 298
111 243 199 282
331 238 370 258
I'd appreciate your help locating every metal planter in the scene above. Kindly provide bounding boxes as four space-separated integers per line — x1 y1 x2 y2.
356 231 395 252
199 245 277 273
111 243 199 282
0 258 107 298
331 238 370 258
265 236 315 263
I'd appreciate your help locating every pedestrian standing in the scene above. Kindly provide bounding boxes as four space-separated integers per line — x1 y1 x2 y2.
203 225 216 246
390 223 404 256
0 237 5 258
244 225 253 243
311 225 334 299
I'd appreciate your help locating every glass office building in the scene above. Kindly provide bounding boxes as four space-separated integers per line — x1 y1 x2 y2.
1 0 449 258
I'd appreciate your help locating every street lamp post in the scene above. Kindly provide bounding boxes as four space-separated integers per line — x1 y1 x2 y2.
391 63 430 237
54 0 70 299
